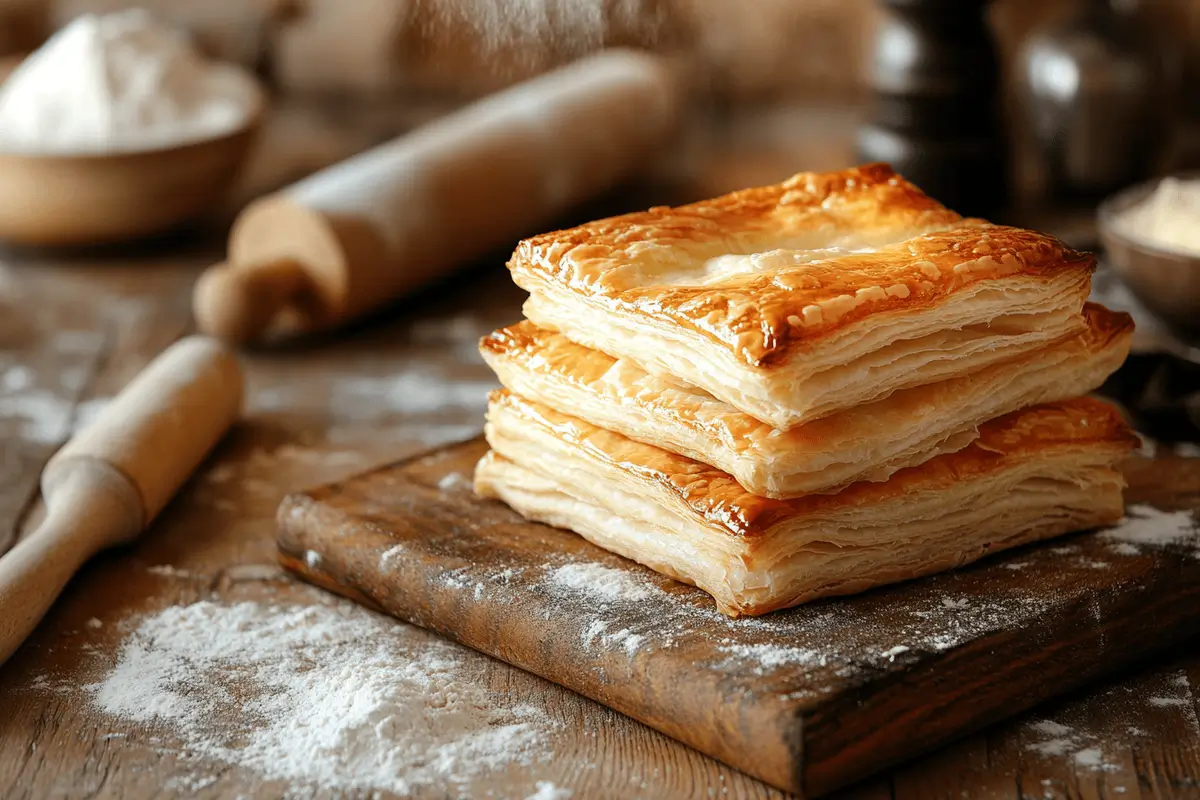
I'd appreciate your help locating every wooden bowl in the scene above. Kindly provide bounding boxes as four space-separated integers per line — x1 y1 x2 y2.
0 84 265 247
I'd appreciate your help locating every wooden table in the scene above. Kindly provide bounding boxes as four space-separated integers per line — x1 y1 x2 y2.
1 100 1199 799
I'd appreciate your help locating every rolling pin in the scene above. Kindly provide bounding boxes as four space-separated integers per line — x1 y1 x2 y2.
0 336 243 666
193 49 682 344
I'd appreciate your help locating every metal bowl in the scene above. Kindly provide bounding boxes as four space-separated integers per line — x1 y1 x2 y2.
1097 175 1200 342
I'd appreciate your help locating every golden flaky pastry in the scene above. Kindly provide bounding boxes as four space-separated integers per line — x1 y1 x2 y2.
509 163 1096 428
476 392 1136 617
481 304 1133 498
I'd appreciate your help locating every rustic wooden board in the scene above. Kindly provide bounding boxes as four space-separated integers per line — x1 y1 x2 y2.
277 439 1200 799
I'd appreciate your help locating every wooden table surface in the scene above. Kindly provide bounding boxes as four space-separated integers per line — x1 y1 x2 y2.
1 100 1199 800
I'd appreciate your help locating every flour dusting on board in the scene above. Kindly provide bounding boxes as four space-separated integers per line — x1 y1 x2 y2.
546 562 651 602
527 781 574 800
82 600 558 794
437 471 473 492
1098 505 1198 551
718 643 823 676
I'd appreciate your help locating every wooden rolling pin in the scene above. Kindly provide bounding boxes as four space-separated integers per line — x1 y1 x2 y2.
193 49 682 344
0 336 243 666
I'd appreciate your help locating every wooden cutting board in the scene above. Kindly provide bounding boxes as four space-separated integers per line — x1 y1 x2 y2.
277 438 1200 797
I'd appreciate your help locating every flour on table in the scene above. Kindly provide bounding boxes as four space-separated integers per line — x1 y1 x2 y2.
527 781 574 800
0 389 75 444
1 365 33 391
437 471 473 492
85 600 557 795
1098 505 1198 551
546 562 652 603
1175 442 1200 458
1024 719 1118 770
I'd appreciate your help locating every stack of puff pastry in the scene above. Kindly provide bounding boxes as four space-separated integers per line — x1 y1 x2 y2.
475 164 1138 617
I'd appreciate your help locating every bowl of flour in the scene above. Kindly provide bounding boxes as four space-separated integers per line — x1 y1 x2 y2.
0 10 265 246
1099 174 1200 342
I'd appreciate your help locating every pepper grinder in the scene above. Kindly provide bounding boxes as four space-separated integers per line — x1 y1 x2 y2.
857 0 1010 219
1015 0 1171 205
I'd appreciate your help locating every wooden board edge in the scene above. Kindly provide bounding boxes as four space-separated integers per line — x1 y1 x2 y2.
801 574 1200 795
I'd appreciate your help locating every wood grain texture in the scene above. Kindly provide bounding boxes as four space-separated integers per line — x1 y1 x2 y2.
277 438 1200 796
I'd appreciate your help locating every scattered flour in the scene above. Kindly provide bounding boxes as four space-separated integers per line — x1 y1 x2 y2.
581 620 608 647
441 568 471 590
527 781 574 800
1 365 33 391
86 600 556 795
605 629 645 657
86 618 103 629
437 471 473 492
546 563 651 603
1025 720 1118 770
718 643 823 675
380 544 405 566
0 389 75 443
304 550 322 569
1175 442 1200 458
1098 505 1198 551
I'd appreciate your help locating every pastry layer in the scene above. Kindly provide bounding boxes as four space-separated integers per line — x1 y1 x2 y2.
476 391 1136 616
510 164 1096 428
481 304 1133 498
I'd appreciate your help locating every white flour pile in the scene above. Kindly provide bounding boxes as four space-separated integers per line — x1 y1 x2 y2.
0 10 259 154
86 600 556 794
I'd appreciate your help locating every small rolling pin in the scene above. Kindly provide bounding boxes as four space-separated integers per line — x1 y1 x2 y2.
0 337 243 666
193 49 682 344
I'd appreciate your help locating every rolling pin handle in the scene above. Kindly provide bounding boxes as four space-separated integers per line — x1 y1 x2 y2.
193 259 310 344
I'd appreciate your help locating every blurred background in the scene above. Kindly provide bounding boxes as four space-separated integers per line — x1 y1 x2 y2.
3 0 1198 212
2 0 1198 438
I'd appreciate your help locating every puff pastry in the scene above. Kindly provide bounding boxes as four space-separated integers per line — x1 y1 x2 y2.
475 391 1136 616
481 304 1133 497
509 163 1096 428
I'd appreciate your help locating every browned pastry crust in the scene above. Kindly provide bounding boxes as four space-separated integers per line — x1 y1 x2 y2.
508 163 1097 428
475 391 1137 616
480 304 1134 497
